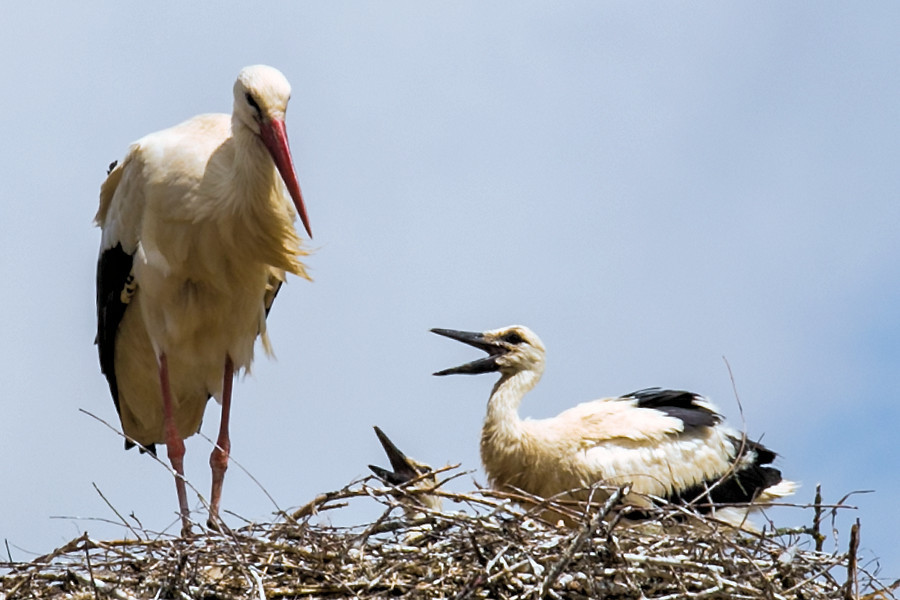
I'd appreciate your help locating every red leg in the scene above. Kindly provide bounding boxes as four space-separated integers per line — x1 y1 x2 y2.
159 353 191 536
209 356 234 529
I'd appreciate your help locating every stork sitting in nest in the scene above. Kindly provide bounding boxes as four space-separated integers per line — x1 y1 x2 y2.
432 325 795 528
369 426 442 512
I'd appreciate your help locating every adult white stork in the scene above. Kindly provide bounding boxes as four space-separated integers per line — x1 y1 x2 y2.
431 325 795 527
94 65 312 534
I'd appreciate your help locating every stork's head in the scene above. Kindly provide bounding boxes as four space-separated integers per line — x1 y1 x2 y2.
233 65 312 238
369 426 441 510
431 325 546 377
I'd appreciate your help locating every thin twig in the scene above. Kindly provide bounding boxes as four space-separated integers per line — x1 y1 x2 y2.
814 483 825 552
83 534 101 600
92 482 144 541
79 408 212 528
197 430 286 518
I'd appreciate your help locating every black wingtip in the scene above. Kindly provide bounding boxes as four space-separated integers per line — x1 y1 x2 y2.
124 440 157 456
668 437 786 508
97 243 136 418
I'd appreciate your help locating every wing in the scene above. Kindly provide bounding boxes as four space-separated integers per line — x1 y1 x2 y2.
255 266 287 357
623 388 722 431
668 436 785 505
586 389 790 507
554 388 719 445
264 267 285 317
95 243 135 415
94 156 143 421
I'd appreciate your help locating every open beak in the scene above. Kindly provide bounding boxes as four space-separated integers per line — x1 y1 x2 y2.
369 426 420 485
260 118 313 239
431 328 504 376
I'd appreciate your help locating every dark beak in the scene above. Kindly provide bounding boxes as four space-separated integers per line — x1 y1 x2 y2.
369 426 419 485
431 328 504 376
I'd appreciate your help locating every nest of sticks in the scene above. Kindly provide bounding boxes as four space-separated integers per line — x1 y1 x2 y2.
1 466 896 600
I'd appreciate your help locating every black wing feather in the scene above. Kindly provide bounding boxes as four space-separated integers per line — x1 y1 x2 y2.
618 389 787 514
96 244 158 454
264 279 283 317
95 243 134 418
668 437 784 506
624 388 721 430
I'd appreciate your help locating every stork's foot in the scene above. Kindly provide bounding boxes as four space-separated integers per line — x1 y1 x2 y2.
206 514 232 535
180 518 195 538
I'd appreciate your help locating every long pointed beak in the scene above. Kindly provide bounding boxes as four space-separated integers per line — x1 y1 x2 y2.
369 426 419 485
431 328 503 376
260 119 313 238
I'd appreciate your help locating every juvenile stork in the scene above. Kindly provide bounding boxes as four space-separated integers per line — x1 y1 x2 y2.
369 426 442 512
431 325 795 527
95 65 312 534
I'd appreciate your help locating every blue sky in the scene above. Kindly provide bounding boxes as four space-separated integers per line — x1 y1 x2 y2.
1 2 898 581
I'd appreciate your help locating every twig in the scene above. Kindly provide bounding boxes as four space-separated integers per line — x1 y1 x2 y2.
81 533 100 600
92 482 144 541
537 485 628 598
197 431 286 518
289 486 368 521
67 567 138 600
813 483 825 552
844 519 860 600
249 566 266 600
79 408 212 530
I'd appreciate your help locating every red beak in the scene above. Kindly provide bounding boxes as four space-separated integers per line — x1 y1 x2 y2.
260 119 312 238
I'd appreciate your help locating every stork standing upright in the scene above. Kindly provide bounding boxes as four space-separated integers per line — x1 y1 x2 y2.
95 65 312 534
431 325 795 527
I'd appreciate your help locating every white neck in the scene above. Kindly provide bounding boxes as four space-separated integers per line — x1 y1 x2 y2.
230 119 279 202
486 368 541 425
210 118 304 276
480 367 543 490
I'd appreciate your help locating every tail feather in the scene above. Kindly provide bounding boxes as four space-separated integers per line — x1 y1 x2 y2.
668 436 794 509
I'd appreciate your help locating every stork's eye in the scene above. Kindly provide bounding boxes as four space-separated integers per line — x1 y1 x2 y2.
245 92 261 114
503 332 524 345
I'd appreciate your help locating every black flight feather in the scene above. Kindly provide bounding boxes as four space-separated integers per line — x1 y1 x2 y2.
95 243 134 419
622 389 785 507
264 279 283 318
624 388 721 430
667 437 784 507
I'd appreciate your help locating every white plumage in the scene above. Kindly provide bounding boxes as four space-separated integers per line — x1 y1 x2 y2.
95 65 312 534
432 325 795 527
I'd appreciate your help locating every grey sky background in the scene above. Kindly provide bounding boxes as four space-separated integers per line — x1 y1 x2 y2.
1 2 898 580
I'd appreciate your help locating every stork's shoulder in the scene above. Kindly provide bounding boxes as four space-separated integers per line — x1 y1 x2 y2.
549 388 720 444
140 114 230 158
551 399 680 444
95 157 126 228
133 114 232 183
110 114 231 183
95 114 232 251
95 151 145 253
622 388 722 431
